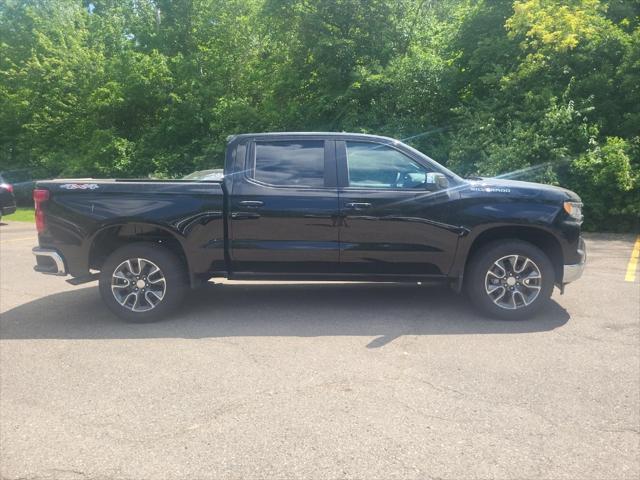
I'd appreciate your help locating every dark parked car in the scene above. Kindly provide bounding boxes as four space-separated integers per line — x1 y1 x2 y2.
0 174 16 221
31 132 586 321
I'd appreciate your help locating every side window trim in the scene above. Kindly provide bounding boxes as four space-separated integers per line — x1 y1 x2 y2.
324 140 338 188
244 139 335 189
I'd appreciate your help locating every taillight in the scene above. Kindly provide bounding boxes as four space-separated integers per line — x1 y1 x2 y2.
33 189 50 234
0 183 13 193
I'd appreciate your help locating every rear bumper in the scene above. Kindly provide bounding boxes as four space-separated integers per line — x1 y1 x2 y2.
32 247 67 276
563 237 586 284
2 205 16 215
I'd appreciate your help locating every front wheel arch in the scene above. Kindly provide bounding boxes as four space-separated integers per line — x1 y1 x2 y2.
459 226 564 285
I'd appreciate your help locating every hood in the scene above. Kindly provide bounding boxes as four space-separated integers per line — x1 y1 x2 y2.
467 177 582 203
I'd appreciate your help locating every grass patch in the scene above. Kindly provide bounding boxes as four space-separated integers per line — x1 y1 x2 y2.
6 207 34 222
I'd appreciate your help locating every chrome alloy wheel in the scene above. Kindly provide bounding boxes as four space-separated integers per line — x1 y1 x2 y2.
484 254 542 310
111 258 166 312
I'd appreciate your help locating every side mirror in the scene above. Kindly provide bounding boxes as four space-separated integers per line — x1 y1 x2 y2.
426 172 449 190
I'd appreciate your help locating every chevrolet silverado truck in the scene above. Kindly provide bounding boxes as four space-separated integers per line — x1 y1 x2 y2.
32 132 586 321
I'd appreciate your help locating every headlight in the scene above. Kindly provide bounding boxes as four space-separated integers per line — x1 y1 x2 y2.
563 201 583 220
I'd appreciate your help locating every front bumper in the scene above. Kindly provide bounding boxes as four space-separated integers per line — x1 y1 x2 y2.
563 237 586 284
32 247 67 276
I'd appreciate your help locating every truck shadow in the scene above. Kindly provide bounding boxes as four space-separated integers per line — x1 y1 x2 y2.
0 283 570 348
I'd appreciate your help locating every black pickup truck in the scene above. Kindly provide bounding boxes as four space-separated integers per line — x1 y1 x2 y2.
32 132 586 321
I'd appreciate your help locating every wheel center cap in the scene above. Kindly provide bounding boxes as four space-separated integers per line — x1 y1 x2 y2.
136 279 146 289
506 277 516 287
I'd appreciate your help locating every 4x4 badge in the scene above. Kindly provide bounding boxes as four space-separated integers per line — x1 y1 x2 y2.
60 183 99 190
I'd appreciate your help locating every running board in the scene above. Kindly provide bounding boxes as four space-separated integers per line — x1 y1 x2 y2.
66 273 100 285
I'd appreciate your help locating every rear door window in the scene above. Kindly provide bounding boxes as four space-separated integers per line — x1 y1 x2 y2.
253 140 325 187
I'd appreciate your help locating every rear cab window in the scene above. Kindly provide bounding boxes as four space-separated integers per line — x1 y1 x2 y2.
251 140 326 187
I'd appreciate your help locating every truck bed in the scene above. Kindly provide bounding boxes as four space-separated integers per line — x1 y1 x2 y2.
35 178 226 283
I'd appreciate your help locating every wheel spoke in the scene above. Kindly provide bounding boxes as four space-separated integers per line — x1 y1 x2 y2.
493 287 507 303
514 257 530 273
113 271 128 281
131 291 142 311
145 290 163 305
119 291 136 307
138 258 148 274
147 275 165 285
487 269 505 279
513 289 528 306
509 291 517 309
490 261 506 278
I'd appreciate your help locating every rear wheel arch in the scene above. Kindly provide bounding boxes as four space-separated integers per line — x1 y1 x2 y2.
89 223 192 283
462 226 564 285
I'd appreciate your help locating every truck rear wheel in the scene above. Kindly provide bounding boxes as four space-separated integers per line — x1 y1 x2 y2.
99 243 187 322
465 240 555 320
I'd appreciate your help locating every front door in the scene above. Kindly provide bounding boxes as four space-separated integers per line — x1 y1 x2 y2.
337 140 460 276
229 137 340 275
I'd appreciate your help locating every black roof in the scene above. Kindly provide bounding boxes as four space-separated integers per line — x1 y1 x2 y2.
228 132 399 144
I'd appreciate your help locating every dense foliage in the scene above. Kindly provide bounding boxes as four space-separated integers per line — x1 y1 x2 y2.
1 0 638 230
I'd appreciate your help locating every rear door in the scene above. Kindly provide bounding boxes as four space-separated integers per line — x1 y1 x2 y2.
229 136 340 275
336 139 460 276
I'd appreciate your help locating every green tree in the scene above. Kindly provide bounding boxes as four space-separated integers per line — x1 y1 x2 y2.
0 0 637 230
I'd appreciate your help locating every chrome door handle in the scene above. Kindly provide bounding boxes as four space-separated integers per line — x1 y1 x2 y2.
344 202 371 209
238 200 264 208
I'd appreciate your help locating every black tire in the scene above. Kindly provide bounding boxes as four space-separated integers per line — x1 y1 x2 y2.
465 240 555 320
99 242 188 322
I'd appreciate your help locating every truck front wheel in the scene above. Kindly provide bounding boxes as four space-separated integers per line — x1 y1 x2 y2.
465 240 555 320
99 243 188 322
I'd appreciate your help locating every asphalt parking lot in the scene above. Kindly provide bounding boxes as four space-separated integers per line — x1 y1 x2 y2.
1 221 638 480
